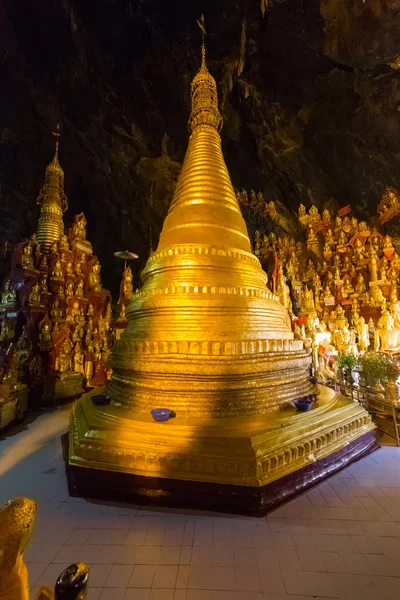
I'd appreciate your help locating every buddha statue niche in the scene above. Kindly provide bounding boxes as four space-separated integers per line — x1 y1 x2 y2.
1 279 16 305
51 297 63 320
28 282 41 306
21 241 34 268
65 281 75 298
355 273 366 294
40 322 52 346
88 261 102 292
51 259 64 280
55 339 73 373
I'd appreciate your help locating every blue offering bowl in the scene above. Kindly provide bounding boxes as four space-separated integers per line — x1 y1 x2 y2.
293 398 313 412
151 408 174 422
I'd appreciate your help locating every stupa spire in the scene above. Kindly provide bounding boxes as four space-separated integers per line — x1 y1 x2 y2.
36 124 68 250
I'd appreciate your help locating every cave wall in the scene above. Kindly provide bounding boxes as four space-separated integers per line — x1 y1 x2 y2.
0 0 399 292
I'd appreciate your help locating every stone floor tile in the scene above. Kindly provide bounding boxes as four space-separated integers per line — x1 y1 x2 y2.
104 564 134 587
124 589 150 600
128 565 156 588
282 570 338 597
153 565 178 589
24 542 63 563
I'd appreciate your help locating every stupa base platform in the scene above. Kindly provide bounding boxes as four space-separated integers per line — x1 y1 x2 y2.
66 386 378 516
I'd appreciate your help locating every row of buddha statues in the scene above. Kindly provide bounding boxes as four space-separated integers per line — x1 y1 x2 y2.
236 188 278 220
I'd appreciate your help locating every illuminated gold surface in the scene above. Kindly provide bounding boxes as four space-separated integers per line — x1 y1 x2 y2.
36 131 68 250
107 45 313 417
69 45 373 488
0 497 37 600
70 385 374 486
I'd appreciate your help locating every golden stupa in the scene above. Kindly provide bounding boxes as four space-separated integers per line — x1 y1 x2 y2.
36 125 68 250
68 45 376 513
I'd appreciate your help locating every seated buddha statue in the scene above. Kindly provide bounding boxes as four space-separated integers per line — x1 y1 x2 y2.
322 208 331 223
374 310 400 352
51 297 63 320
358 221 371 238
342 277 354 297
59 234 70 250
55 340 73 373
88 261 102 292
383 234 395 260
342 253 352 272
40 322 52 346
334 215 342 234
51 259 64 280
65 261 74 277
355 273 366 294
40 275 48 294
28 282 41 306
298 203 306 218
342 216 351 234
353 238 365 263
325 228 335 246
65 281 75 298
307 225 318 245
76 280 84 298
1 279 16 305
309 205 320 222
21 241 34 268
351 217 359 232
323 242 333 262
337 230 348 248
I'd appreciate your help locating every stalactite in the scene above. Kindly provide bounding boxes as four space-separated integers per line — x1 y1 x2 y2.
237 21 246 76
261 0 274 17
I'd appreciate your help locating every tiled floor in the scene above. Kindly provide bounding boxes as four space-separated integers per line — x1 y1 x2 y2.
1 405 400 600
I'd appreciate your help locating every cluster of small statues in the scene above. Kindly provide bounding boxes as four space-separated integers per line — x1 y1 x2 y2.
252 200 400 365
0 211 113 401
236 189 278 220
377 185 400 225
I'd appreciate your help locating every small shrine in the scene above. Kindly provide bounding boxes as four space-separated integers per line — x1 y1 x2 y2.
0 130 112 425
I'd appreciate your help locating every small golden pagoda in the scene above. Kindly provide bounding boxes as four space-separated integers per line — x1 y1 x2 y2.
36 125 68 250
68 43 376 513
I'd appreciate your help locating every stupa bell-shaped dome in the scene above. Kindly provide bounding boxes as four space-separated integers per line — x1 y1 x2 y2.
108 46 312 418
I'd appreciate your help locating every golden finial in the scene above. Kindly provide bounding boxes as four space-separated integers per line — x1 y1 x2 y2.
189 16 223 133
47 122 64 176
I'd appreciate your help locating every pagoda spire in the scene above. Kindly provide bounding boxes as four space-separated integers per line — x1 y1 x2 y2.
36 124 68 250
157 40 250 253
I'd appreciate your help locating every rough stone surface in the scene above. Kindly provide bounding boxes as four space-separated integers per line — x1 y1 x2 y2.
0 0 399 291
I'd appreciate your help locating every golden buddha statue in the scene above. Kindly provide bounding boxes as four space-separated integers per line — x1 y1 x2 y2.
21 242 33 269
342 253 352 272
51 258 64 280
342 216 351 234
88 261 102 292
356 315 370 351
65 261 74 277
322 208 330 222
28 282 41 306
325 228 334 246
50 297 63 320
380 266 388 282
342 277 354 297
353 238 365 262
307 225 318 245
333 303 349 329
87 303 94 317
69 39 374 511
277 265 292 313
40 275 48 294
333 322 351 354
67 300 80 323
298 203 306 218
334 215 342 233
355 273 366 294
302 285 316 314
351 216 359 232
337 230 348 247
40 321 52 346
374 310 400 352
358 221 370 237
65 280 74 298
254 230 261 252
70 213 87 241
309 205 320 222
383 234 395 259
60 233 70 250
1 279 16 305
36 125 68 250
122 266 133 303
55 339 72 373
76 280 84 298
73 342 85 375
0 497 37 600
118 302 126 321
